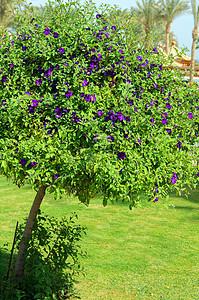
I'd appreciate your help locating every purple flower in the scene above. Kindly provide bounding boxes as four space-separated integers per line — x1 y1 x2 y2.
35 24 39 28
32 99 38 107
153 83 158 89
1 75 7 82
98 53 102 60
96 14 102 19
29 106 34 113
1 100 6 105
31 161 37 166
155 187 158 193
150 118 155 124
93 135 99 141
22 46 27 51
111 26 116 30
107 136 114 142
20 159 27 167
79 93 84 97
188 113 193 119
55 173 60 179
25 92 30 96
53 32 59 38
15 148 19 153
58 47 64 53
35 79 42 85
97 110 103 116
171 176 177 184
135 139 142 146
55 108 63 118
30 18 35 23
162 118 167 124
137 56 142 61
44 28 50 35
177 140 182 149
153 197 158 202
120 168 123 173
85 94 91 102
44 69 52 77
166 103 171 109
71 112 76 118
81 79 88 86
65 90 72 98
92 94 96 102
116 111 125 121
117 152 126 160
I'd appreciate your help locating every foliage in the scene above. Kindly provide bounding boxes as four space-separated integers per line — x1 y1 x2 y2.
0 0 26 30
190 0 199 82
158 0 190 24
2 211 87 299
131 0 189 49
132 0 162 45
191 0 199 27
0 0 198 209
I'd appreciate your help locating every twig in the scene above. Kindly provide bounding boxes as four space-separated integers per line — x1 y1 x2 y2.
6 221 19 280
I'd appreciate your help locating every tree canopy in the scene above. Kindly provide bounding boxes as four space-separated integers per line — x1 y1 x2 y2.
0 0 198 207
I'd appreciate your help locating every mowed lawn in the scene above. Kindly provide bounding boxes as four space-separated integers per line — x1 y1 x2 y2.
0 175 198 300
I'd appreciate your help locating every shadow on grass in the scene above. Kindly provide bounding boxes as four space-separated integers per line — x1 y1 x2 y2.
169 184 199 204
174 206 199 210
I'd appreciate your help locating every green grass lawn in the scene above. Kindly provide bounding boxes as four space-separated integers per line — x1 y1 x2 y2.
0 175 199 299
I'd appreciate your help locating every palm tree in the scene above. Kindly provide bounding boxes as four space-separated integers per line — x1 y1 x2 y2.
0 0 15 29
109 8 143 48
158 0 190 54
152 20 178 47
133 0 161 47
0 0 27 33
190 0 199 83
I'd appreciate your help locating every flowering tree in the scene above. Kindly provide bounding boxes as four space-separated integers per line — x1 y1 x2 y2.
0 0 198 281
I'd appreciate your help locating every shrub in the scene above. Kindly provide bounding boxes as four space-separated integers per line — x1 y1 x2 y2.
2 211 86 299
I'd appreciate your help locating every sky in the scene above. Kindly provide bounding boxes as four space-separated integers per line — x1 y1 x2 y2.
30 0 198 58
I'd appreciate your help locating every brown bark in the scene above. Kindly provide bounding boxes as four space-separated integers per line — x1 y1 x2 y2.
190 26 198 83
14 185 46 281
166 22 171 55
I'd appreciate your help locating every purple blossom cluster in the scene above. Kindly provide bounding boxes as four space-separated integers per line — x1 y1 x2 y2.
104 110 130 125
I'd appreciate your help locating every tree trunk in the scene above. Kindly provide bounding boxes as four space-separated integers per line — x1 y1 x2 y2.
13 185 46 281
190 26 198 83
145 26 151 48
166 22 171 55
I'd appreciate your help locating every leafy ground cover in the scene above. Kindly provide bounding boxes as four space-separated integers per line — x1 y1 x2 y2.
0 175 198 299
